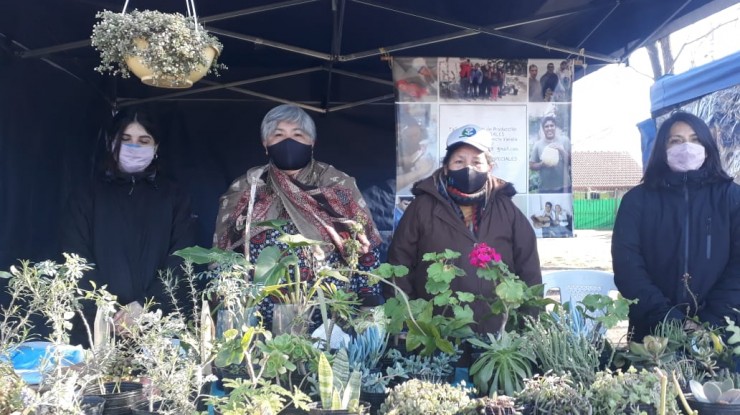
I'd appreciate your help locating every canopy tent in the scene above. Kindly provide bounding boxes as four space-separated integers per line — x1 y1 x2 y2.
0 0 732 296
639 50 740 168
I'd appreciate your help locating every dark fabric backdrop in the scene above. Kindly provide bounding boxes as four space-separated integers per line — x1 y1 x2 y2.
0 59 397 311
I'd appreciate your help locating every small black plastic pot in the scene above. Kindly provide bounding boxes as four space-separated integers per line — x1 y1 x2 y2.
83 381 144 415
81 395 107 415
359 391 387 415
686 394 740 415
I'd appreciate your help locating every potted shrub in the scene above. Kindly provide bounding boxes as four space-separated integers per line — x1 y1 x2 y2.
91 9 225 88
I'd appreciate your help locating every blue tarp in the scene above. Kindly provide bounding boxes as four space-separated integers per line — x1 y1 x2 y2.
650 50 740 115
640 50 740 164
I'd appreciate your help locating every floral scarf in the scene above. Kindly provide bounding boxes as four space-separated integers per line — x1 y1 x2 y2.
214 160 381 258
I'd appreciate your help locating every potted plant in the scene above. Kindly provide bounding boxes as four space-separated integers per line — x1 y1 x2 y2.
516 373 592 415
309 348 366 414
384 347 460 384
91 9 225 88
588 368 678 415
377 378 473 415
210 326 311 414
459 395 521 415
686 378 740 414
383 250 476 357
468 331 535 396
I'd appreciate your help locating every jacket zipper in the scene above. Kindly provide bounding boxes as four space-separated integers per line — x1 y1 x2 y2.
706 217 712 259
129 176 136 195
681 175 691 311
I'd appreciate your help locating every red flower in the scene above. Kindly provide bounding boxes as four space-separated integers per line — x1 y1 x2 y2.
469 242 502 268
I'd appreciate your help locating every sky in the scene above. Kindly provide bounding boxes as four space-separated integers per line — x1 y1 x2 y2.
571 3 740 165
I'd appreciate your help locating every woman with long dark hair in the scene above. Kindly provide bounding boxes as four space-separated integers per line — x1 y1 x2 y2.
612 111 740 342
61 109 196 346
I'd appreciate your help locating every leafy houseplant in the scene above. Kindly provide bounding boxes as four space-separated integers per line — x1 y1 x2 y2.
91 9 225 88
383 249 476 356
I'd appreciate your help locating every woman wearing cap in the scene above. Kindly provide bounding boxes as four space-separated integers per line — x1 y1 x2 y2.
612 111 740 342
61 109 197 346
387 124 541 335
214 104 383 330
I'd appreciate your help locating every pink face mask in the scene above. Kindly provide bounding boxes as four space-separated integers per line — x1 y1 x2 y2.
666 142 706 172
118 143 156 173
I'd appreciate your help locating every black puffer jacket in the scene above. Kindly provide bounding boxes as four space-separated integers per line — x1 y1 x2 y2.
612 169 740 341
61 169 197 346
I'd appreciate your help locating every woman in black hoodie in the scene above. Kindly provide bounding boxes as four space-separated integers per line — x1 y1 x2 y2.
612 111 740 342
61 110 196 346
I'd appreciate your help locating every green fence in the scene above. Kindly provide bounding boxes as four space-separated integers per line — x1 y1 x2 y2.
573 198 622 230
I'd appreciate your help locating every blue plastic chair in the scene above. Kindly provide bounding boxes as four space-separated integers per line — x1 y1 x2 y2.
542 269 617 306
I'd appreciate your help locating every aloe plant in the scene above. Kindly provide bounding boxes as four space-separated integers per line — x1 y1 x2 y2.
318 348 362 411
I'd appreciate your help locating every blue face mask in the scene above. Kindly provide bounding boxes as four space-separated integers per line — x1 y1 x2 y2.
267 138 313 170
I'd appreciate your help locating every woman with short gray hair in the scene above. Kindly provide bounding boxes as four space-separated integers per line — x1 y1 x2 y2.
214 104 383 331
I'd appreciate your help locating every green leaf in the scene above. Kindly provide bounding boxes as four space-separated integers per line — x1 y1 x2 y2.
253 219 290 229
173 245 244 265
457 291 475 303
0 271 13 279
496 279 525 303
254 246 285 286
278 233 323 248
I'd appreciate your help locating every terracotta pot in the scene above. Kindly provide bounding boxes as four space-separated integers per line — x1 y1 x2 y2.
124 38 219 89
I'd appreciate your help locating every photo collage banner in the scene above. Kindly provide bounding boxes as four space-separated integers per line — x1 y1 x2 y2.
393 57 576 238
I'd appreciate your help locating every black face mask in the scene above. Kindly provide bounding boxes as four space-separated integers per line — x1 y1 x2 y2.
267 138 313 170
446 167 488 193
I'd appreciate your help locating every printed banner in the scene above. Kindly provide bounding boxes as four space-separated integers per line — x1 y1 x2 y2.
393 57 576 238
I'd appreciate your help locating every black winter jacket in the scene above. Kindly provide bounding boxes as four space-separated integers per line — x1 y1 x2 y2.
612 169 740 341
61 169 196 346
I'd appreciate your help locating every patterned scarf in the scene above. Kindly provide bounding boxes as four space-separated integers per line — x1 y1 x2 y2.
214 160 381 258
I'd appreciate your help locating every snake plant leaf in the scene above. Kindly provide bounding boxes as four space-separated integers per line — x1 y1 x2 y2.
318 353 334 408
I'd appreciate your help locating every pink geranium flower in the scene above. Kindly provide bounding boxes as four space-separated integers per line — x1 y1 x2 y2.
469 242 502 268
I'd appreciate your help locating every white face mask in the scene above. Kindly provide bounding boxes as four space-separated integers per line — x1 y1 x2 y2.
666 142 706 172
118 143 156 173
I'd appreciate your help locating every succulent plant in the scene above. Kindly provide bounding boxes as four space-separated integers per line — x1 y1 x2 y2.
458 395 521 415
378 378 473 415
516 373 592 415
689 378 740 404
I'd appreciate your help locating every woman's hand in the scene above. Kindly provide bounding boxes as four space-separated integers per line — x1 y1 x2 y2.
357 232 371 254
113 301 143 336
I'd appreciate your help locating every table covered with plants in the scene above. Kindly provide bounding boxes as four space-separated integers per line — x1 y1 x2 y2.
3 224 740 415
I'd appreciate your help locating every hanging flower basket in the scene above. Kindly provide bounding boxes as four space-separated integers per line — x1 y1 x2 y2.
91 9 226 89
